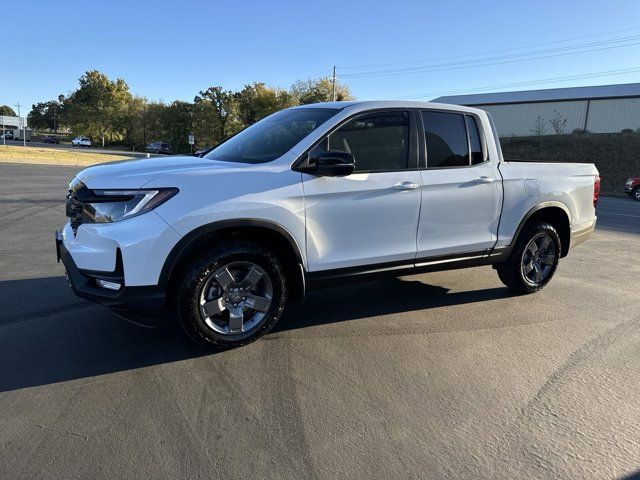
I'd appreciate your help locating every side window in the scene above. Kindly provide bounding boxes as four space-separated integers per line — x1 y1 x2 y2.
318 111 410 172
465 115 484 165
422 111 469 168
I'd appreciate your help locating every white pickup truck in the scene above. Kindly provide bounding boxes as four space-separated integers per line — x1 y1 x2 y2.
56 101 600 347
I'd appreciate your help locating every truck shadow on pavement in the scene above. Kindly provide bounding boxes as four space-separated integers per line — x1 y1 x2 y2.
0 275 515 393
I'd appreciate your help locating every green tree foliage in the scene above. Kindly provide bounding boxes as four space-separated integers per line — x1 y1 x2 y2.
194 86 241 142
161 101 194 153
63 70 133 147
0 105 17 116
27 98 64 132
235 82 295 125
32 71 356 153
290 77 353 104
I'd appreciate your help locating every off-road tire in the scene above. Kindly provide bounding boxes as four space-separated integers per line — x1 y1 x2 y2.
496 221 561 294
174 239 287 348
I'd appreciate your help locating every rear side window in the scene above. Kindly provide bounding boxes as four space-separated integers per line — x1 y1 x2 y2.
324 111 410 172
465 115 484 165
421 111 469 168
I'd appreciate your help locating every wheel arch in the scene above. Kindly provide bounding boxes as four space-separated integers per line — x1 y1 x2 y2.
510 202 572 257
161 219 306 302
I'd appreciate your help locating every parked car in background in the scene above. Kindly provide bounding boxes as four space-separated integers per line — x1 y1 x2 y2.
194 145 214 157
56 101 600 348
71 136 91 147
146 141 173 155
42 135 60 144
1 131 14 140
625 177 640 201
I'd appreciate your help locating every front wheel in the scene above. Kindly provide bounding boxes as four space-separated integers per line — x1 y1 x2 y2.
632 187 640 201
496 221 561 294
174 240 288 348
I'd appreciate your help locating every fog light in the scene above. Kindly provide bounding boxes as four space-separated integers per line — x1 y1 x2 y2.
96 279 122 291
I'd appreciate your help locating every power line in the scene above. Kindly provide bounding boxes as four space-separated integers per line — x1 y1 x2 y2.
340 39 640 79
338 25 640 71
390 67 640 100
341 34 640 78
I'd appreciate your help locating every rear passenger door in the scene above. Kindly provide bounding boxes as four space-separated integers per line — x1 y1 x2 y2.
416 110 502 259
301 110 422 272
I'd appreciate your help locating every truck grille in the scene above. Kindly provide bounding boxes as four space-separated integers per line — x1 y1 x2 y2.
66 189 84 234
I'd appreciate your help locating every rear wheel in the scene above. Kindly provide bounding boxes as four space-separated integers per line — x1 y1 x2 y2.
174 240 287 348
496 221 561 294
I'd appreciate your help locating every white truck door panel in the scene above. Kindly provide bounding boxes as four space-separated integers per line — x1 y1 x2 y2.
303 171 422 271
302 110 421 271
417 110 502 258
417 163 502 257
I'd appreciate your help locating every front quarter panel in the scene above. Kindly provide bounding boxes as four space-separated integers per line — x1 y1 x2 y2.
147 157 307 267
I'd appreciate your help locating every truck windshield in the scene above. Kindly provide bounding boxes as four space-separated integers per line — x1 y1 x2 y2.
204 108 339 164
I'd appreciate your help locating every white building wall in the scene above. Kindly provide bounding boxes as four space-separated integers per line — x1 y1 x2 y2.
478 101 588 137
586 98 640 133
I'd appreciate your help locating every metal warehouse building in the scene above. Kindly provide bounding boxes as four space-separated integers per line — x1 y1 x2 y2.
433 82 640 137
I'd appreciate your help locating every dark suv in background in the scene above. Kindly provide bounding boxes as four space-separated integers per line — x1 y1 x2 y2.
146 141 173 155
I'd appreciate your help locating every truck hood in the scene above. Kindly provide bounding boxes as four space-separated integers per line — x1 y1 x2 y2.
74 156 244 189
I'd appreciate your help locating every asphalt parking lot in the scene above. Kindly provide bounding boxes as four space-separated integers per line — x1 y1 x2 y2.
1 161 639 479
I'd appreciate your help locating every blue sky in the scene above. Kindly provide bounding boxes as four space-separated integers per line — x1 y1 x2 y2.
2 0 640 113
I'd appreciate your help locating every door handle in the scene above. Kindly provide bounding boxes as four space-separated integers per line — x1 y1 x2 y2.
474 176 495 184
393 182 420 191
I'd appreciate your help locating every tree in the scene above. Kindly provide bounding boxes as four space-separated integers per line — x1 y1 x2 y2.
28 98 64 132
290 77 354 104
161 101 194 153
235 82 295 125
63 70 133 147
0 105 17 117
121 95 148 150
194 86 241 144
530 116 547 136
549 110 567 135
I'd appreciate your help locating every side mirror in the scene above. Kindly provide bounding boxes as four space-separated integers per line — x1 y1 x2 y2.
299 151 355 177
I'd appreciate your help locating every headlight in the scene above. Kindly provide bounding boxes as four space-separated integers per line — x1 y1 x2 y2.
81 188 178 223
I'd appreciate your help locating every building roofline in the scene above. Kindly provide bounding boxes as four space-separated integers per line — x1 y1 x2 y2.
432 81 640 106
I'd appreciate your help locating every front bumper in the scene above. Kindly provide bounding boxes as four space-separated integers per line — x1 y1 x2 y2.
56 231 166 327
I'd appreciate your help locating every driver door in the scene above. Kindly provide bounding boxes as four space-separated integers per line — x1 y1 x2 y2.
301 110 422 272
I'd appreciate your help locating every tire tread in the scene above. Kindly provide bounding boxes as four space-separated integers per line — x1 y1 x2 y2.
496 221 560 294
174 239 287 348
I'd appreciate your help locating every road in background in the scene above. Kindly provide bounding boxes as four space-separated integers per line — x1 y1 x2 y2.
1 138 153 157
1 162 639 479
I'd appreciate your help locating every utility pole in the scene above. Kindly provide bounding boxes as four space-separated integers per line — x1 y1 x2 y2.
14 102 23 144
332 66 336 102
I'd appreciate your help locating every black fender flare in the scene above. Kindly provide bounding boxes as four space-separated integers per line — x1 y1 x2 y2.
158 218 305 291
493 201 572 260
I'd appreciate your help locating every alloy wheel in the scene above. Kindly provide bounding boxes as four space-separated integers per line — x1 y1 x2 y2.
521 233 557 285
199 261 273 335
